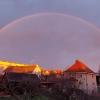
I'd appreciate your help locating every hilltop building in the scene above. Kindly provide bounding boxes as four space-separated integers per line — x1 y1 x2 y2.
1 60 98 95
64 60 97 95
4 64 42 75
0 60 27 71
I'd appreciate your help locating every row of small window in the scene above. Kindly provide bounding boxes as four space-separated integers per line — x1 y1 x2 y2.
69 74 82 78
86 82 95 86
69 73 94 78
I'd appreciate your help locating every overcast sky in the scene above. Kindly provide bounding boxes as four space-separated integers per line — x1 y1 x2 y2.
0 0 100 72
0 0 100 28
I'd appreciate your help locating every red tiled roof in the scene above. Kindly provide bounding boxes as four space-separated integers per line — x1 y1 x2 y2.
4 65 36 73
65 60 94 73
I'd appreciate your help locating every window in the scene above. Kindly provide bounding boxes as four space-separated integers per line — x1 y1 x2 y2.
92 90 94 94
71 73 75 77
92 74 94 78
80 74 82 78
92 82 95 85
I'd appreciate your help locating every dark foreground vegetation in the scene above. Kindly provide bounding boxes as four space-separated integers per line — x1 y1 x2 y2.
0 72 99 100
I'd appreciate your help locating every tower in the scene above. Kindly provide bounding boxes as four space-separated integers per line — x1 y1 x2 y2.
64 60 97 94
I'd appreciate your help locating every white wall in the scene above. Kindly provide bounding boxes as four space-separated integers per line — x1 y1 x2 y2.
64 72 97 94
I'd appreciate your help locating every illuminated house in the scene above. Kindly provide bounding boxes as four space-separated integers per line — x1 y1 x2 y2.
0 60 27 70
5 64 42 75
64 60 97 94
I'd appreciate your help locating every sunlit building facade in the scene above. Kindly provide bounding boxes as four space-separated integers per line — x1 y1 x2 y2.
64 60 97 95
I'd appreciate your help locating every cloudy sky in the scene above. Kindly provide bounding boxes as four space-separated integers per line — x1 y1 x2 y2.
0 0 100 28
0 0 100 72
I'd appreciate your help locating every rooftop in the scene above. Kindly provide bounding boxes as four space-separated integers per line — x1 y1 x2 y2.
65 60 94 73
